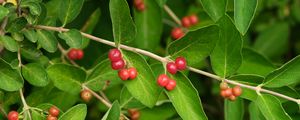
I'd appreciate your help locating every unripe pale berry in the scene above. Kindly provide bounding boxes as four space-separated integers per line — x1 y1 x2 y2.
49 106 60 117
108 49 122 62
128 109 140 120
80 90 92 102
8 111 18 120
157 74 169 87
181 16 191 27
128 67 138 80
111 59 125 70
175 57 187 70
220 82 228 90
118 69 130 80
165 79 176 91
232 86 242 97
47 115 57 120
228 95 236 101
167 62 177 74
171 28 184 40
189 14 198 25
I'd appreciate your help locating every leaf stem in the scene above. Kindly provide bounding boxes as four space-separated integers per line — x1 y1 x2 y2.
163 5 181 26
33 25 300 104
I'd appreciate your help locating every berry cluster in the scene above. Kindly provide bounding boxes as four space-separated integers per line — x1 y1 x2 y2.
134 0 145 11
47 106 60 120
157 74 177 91
7 111 18 120
108 49 138 81
128 109 140 120
167 57 187 74
219 82 242 101
68 49 84 60
81 89 93 102
181 14 199 28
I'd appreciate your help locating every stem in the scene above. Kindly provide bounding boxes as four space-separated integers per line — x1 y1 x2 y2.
99 91 111 104
57 43 79 67
19 90 32 120
81 85 112 108
163 5 181 26
0 17 8 36
33 25 300 104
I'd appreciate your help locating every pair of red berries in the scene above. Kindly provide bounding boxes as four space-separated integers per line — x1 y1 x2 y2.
181 14 199 28
81 89 93 102
219 82 242 101
68 49 84 60
128 109 140 120
166 57 187 74
118 68 137 81
47 106 60 120
157 74 177 91
134 0 145 11
7 111 18 120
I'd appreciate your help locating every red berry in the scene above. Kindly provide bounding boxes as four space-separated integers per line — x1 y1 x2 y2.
220 82 228 90
157 74 169 87
67 49 78 60
189 14 198 25
47 115 57 120
128 109 140 120
80 90 92 102
175 57 187 70
134 0 143 6
232 86 242 97
49 106 60 117
167 62 177 74
108 49 122 62
76 49 84 60
220 90 227 98
111 59 125 70
171 28 184 40
165 79 176 91
128 67 138 80
181 16 191 27
118 69 130 80
136 3 145 11
7 111 18 120
228 95 236 101
223 88 233 98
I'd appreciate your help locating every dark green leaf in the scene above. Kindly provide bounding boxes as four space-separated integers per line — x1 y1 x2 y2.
58 29 83 48
198 0 226 21
21 2 42 15
0 6 9 21
23 29 38 43
0 36 18 52
249 102 266 120
225 98 244 120
59 104 87 120
59 0 85 26
234 0 258 35
36 30 58 53
7 17 28 33
21 44 43 61
154 0 167 7
11 32 24 42
47 64 86 94
210 15 242 77
168 25 219 68
31 110 45 120
22 63 49 87
0 58 23 91
110 0 136 46
101 101 120 120
119 87 145 109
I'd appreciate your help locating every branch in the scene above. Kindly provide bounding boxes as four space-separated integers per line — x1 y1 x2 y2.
163 5 181 26
33 25 300 104
81 85 112 108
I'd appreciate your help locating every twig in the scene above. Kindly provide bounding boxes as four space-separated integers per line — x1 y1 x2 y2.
0 17 8 36
99 91 111 104
33 25 300 104
57 44 79 67
0 104 7 117
82 85 112 108
163 5 181 26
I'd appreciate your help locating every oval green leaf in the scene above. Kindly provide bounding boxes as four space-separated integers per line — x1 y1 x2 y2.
22 63 49 87
101 101 120 120
58 104 87 120
0 58 23 91
0 6 9 21
225 98 244 120
58 29 83 48
249 102 266 120
59 0 85 26
36 30 58 53
23 29 38 43
198 0 226 22
0 36 18 52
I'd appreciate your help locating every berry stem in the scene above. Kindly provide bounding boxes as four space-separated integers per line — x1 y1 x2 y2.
57 43 79 67
33 25 300 104
0 105 7 117
19 89 32 120
82 85 112 107
163 5 181 26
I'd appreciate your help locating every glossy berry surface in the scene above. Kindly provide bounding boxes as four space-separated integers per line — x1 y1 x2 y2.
76 50 84 59
108 49 122 62
232 86 242 96
181 16 191 27
157 74 169 87
49 106 60 117
223 88 233 98
171 28 184 40
118 69 130 80
8 111 18 120
111 59 125 70
175 57 187 70
68 49 84 60
189 14 198 25
81 90 92 102
165 79 176 91
47 115 57 120
128 67 138 80
167 62 178 74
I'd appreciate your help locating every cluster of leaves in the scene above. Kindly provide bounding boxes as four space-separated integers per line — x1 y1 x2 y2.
0 0 300 120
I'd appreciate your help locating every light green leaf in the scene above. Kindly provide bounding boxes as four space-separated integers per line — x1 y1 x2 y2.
0 6 9 21
210 15 242 77
31 110 45 120
22 63 49 87
59 0 85 26
234 0 258 35
0 58 23 91
198 0 226 21
122 51 160 108
36 30 58 53
23 29 37 43
47 64 86 94
58 29 83 48
225 98 244 120
263 55 300 87
154 0 167 7
110 0 136 46
0 36 18 52
168 25 219 68
255 94 292 120
120 87 145 109
249 102 266 120
21 2 42 15
101 101 120 120
59 104 87 120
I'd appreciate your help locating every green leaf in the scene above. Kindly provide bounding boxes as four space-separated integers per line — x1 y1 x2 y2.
47 91 78 111
0 6 9 21
0 36 18 52
237 48 275 76
210 15 242 77
101 101 120 120
31 110 45 120
11 32 24 42
253 22 289 58
23 29 38 43
139 103 177 120
234 0 258 35
7 17 28 33
120 87 145 109
263 55 300 87
21 2 42 15
255 94 292 120
58 29 83 48
22 63 49 87
59 0 84 26
167 25 219 68
249 102 266 120
21 43 43 61
47 64 86 94
133 0 162 51
0 58 23 91
198 0 226 21
59 104 87 120
154 0 167 7
36 30 58 53
110 0 136 46
122 51 160 108
225 98 244 120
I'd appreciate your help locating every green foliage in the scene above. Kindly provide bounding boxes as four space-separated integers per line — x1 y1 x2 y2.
59 104 87 120
22 63 49 87
59 0 85 26
101 101 120 120
58 29 83 49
